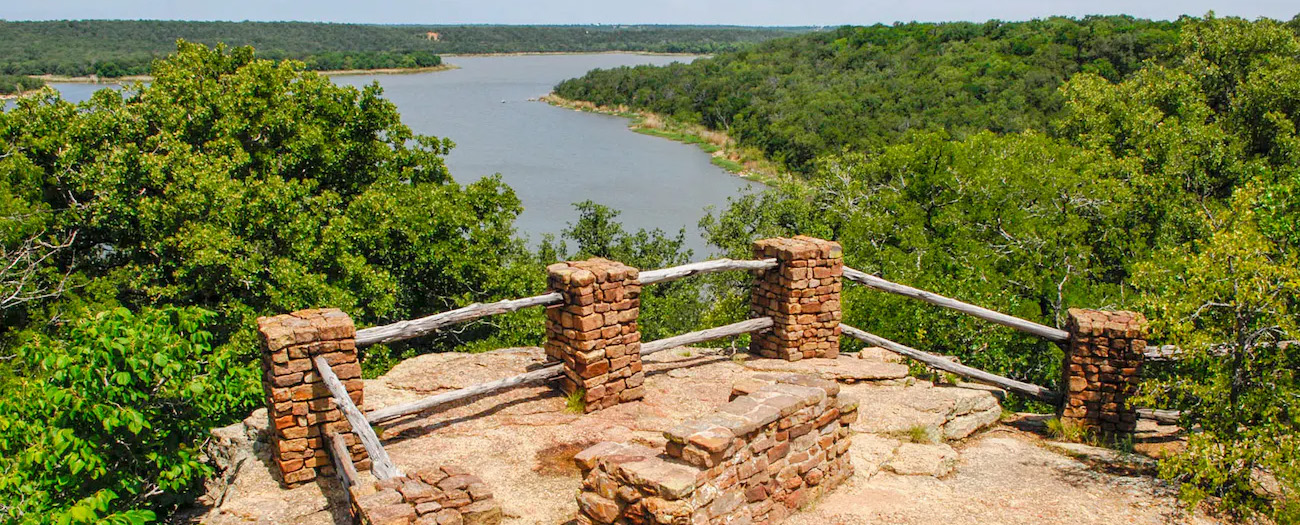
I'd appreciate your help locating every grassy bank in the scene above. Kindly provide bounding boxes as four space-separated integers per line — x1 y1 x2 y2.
541 94 789 185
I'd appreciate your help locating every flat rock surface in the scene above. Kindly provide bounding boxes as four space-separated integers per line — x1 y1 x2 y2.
199 347 1212 524
789 428 1211 525
849 381 1003 442
740 354 910 381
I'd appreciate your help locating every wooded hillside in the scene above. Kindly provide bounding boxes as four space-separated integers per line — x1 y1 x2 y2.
0 21 808 77
556 14 1300 520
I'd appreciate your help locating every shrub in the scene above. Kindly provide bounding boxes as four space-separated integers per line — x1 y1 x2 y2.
0 307 257 522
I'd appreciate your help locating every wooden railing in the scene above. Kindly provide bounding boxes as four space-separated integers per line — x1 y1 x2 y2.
353 258 778 348
310 258 783 479
311 252 1152 480
842 267 1069 342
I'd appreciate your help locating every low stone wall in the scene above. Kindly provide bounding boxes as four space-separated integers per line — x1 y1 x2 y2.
349 466 502 525
573 374 857 524
1061 309 1147 435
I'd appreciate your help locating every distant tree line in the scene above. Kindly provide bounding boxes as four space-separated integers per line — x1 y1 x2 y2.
556 15 1188 172
0 74 45 95
0 21 808 77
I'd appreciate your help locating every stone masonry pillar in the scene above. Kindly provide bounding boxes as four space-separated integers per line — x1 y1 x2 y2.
258 308 370 487
1060 309 1147 435
750 236 844 361
545 258 645 412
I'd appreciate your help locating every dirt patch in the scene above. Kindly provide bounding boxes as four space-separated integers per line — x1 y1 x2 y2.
533 441 598 477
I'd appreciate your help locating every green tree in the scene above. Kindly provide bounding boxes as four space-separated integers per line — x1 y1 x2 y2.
0 41 535 357
1133 188 1299 520
0 307 248 522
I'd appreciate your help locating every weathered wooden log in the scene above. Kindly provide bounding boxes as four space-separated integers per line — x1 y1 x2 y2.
1143 341 1294 361
327 432 358 489
366 318 775 424
355 292 564 347
640 317 774 355
640 258 778 285
1137 408 1181 424
313 356 403 480
366 362 564 424
840 323 1061 404
842 267 1070 342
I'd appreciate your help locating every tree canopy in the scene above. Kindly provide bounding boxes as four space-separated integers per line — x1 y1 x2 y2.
0 21 808 77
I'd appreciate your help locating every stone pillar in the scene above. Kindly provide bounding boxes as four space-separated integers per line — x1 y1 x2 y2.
258 308 370 487
1060 309 1147 435
545 258 644 412
750 236 843 361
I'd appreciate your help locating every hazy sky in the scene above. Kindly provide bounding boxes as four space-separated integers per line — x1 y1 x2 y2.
1 0 1295 25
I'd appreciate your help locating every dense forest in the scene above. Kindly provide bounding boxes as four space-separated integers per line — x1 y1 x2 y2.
556 16 1187 171
558 14 1300 520
1 13 1299 525
0 21 807 77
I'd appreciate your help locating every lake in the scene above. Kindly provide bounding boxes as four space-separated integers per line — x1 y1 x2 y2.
25 54 757 255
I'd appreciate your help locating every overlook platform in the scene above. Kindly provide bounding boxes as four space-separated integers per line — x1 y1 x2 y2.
199 345 1202 524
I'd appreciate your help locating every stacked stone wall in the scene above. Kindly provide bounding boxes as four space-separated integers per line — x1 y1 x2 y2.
750 236 843 361
1061 309 1147 435
573 374 857 524
349 466 502 525
545 258 645 412
258 308 369 487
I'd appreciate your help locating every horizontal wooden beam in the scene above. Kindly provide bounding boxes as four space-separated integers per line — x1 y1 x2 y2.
840 323 1061 405
355 292 563 347
842 267 1070 343
313 356 403 480
366 318 774 425
1137 408 1180 424
640 258 778 285
1144 341 1294 361
367 361 563 424
640 317 774 355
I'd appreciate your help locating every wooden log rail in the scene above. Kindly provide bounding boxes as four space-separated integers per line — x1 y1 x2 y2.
842 267 1070 343
639 258 777 285
1144 340 1294 361
353 259 778 348
313 356 403 480
355 293 564 347
365 317 774 424
840 323 1061 404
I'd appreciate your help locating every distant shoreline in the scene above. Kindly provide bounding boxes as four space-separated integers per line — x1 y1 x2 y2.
14 51 700 87
540 93 785 186
0 89 43 100
441 51 704 58
25 63 461 85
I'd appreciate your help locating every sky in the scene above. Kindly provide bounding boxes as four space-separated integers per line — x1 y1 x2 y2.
1 0 1296 26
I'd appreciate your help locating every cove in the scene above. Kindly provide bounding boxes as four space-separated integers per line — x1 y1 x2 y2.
333 53 757 254
27 54 757 254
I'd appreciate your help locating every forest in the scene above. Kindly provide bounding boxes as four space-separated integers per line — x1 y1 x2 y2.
0 13 1298 524
0 21 806 77
558 13 1300 521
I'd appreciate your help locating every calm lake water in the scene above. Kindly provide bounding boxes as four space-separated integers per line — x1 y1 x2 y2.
25 54 756 255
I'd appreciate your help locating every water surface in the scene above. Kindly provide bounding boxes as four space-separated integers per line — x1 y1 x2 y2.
332 54 756 253
18 54 756 254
